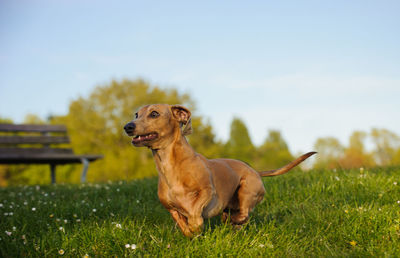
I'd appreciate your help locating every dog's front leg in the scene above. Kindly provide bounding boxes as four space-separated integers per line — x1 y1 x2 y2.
169 209 193 237
169 207 205 238
170 188 213 237
185 188 215 236
187 214 204 235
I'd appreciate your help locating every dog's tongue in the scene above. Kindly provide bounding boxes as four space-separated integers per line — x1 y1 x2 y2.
132 136 140 143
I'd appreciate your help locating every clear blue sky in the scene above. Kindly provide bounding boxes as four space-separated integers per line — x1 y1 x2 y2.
1 0 399 154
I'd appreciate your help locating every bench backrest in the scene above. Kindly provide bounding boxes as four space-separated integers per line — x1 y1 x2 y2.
0 124 70 146
0 124 102 183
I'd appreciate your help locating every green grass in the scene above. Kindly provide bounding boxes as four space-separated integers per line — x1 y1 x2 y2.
1 167 400 257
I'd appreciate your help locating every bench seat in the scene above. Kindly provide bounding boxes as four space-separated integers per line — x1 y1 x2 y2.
0 124 103 183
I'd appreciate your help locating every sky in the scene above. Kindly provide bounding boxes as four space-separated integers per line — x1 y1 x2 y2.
1 0 400 154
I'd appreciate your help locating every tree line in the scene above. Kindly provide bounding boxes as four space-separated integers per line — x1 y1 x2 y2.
1 79 399 185
314 129 400 169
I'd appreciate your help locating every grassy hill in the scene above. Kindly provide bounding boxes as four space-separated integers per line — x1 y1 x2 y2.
1 167 400 257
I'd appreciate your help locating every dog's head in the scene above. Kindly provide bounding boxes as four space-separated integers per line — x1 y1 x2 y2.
124 104 192 148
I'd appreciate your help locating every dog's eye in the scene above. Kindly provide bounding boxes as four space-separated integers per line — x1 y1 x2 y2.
149 111 160 118
135 113 138 119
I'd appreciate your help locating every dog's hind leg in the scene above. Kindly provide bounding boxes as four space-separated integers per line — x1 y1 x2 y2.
230 177 265 225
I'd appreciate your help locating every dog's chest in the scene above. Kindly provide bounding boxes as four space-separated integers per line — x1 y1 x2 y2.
158 177 200 213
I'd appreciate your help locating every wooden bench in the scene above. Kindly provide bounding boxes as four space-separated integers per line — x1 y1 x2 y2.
0 124 103 184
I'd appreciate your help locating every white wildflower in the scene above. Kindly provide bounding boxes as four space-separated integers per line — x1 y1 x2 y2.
266 242 274 248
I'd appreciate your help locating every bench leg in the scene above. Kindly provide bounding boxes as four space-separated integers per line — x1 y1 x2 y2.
80 158 89 183
50 164 56 184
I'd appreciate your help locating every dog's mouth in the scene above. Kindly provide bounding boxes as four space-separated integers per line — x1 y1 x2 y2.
131 132 158 145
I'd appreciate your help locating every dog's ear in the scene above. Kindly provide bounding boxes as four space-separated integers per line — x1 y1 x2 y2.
171 105 193 135
171 105 191 123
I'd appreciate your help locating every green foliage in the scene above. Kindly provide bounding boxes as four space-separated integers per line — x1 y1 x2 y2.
313 137 345 169
0 117 14 186
314 128 400 170
224 117 256 163
0 117 13 124
1 167 400 256
23 114 45 124
371 128 400 166
255 130 294 170
186 117 223 159
341 131 375 168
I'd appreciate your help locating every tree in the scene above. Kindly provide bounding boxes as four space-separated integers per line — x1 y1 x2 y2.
256 130 294 170
24 114 45 124
224 117 255 164
340 131 375 169
370 128 400 166
313 137 344 169
187 117 223 159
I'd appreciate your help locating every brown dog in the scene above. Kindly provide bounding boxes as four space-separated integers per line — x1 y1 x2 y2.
124 104 316 237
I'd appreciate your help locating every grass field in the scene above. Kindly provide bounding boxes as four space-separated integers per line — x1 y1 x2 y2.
1 167 400 257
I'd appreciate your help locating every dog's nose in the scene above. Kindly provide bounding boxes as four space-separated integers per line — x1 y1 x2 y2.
124 122 136 133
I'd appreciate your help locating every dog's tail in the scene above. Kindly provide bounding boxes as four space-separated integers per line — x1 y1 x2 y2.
259 152 317 177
